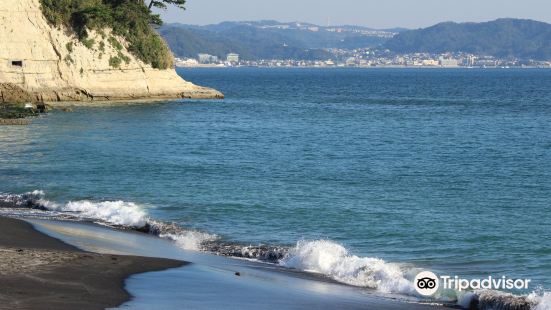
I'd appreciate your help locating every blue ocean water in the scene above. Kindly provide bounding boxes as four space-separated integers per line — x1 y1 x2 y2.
1 68 550 298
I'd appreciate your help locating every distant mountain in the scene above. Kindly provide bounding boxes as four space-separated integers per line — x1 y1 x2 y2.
385 18 551 60
159 21 399 60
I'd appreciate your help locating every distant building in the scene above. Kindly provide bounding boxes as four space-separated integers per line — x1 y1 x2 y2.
226 53 239 63
198 53 218 64
174 57 199 67
345 57 356 66
474 59 498 67
465 55 476 67
439 57 459 67
422 59 439 66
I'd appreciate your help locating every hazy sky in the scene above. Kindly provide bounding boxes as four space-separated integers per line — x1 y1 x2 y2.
158 0 551 29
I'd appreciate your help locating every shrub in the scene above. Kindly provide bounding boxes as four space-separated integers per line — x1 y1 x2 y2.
118 51 131 64
82 38 95 49
108 36 123 51
108 56 122 68
40 0 173 69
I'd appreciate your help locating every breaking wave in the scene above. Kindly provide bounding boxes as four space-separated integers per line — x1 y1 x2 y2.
1 190 549 310
0 190 217 251
529 291 551 310
280 240 415 294
458 290 530 310
41 200 149 228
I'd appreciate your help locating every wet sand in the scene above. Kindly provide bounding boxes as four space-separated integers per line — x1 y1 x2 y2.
28 218 452 310
0 217 186 310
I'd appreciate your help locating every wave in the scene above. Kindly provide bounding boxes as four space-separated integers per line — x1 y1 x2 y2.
41 199 149 228
0 190 218 251
157 227 218 252
529 291 551 310
456 289 551 310
0 190 549 310
0 190 47 209
280 240 415 294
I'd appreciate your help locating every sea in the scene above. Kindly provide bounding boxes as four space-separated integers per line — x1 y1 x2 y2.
1 68 550 308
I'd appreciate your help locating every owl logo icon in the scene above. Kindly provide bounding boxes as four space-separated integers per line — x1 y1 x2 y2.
417 277 437 289
414 271 439 296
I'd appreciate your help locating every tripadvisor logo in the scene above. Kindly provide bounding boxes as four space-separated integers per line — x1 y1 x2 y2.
415 271 439 296
414 271 532 297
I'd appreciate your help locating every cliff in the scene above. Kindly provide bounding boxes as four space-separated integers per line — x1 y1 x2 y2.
0 0 223 104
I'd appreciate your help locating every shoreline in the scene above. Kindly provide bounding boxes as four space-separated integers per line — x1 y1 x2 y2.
0 96 223 125
177 65 551 69
0 216 186 310
0 190 539 310
3 206 539 310
0 118 30 125
43 95 223 108
27 217 451 310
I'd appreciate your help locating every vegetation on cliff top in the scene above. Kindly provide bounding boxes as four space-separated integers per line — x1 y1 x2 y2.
40 0 185 69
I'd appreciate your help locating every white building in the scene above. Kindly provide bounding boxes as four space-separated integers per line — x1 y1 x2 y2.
174 58 199 67
226 53 239 63
439 57 459 67
198 53 218 64
345 57 357 66
422 59 439 66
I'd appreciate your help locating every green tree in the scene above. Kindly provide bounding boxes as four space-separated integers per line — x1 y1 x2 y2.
145 0 186 10
41 0 176 69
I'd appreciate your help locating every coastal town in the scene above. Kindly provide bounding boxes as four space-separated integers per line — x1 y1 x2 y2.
175 49 551 68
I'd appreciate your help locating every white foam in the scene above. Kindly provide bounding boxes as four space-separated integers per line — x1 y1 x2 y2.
528 291 551 310
0 190 44 206
160 231 218 251
23 191 218 251
280 240 415 294
29 190 45 196
38 198 149 228
10 191 549 309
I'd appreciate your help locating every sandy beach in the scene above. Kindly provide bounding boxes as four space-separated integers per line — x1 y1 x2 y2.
23 218 451 310
0 217 185 310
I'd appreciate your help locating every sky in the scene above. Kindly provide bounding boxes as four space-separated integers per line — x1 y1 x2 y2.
158 0 551 29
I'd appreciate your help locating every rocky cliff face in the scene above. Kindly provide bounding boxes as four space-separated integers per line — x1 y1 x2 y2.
0 0 223 104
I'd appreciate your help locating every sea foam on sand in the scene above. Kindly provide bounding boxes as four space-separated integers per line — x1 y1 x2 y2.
280 239 415 294
32 192 218 251
2 190 551 310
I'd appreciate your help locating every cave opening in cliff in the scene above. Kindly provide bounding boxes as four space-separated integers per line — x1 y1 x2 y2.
11 61 23 67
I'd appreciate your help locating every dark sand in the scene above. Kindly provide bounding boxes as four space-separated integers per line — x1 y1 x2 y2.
0 217 186 310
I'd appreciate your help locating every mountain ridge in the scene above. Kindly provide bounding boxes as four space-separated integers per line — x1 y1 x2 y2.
160 18 551 61
159 20 398 60
384 18 551 60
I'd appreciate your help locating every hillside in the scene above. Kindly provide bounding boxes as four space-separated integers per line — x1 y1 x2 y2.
384 18 551 60
0 0 222 105
159 21 398 60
